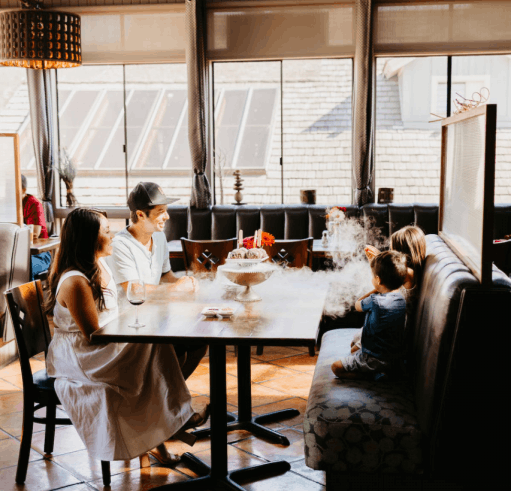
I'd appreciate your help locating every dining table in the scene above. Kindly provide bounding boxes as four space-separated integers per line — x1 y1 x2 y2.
30 236 61 256
92 269 329 490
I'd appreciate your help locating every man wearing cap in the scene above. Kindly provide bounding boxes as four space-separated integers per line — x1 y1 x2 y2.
108 182 206 380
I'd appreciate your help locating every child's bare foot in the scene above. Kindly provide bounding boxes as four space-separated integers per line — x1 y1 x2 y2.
351 344 360 354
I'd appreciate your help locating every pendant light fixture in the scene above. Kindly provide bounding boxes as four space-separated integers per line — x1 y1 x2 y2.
0 0 81 69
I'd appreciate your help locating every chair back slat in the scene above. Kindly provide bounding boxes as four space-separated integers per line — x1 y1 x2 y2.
5 281 51 372
263 238 314 269
181 238 237 275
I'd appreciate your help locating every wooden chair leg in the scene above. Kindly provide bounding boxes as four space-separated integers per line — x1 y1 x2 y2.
16 402 34 484
44 401 57 455
256 345 264 356
308 345 315 357
101 461 111 486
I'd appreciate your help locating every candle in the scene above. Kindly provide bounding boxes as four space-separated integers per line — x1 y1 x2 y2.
239 229 243 247
254 230 258 249
258 229 262 247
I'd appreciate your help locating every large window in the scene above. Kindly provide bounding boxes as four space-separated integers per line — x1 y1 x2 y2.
213 58 353 205
375 54 511 204
56 64 192 207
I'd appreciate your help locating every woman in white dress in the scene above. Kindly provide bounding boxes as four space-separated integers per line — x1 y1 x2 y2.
46 208 208 465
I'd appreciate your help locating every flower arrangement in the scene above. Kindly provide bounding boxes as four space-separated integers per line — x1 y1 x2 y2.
326 206 347 222
243 232 275 249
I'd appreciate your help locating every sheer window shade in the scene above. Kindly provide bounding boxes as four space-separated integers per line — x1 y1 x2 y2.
375 1 511 56
80 9 187 64
206 4 355 61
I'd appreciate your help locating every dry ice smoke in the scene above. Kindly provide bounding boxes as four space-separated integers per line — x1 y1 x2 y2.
186 214 389 321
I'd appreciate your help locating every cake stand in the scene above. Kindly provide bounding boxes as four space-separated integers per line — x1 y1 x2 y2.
218 262 277 302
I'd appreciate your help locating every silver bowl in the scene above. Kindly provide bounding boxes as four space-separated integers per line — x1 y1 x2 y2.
218 263 276 302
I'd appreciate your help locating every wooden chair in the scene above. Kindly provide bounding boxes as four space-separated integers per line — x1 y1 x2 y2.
262 238 314 269
4 281 111 486
258 238 315 356
181 238 237 275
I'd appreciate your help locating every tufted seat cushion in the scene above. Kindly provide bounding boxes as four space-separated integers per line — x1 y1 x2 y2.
304 329 422 475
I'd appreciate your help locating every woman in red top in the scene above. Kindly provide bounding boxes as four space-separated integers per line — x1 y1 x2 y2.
22 175 51 280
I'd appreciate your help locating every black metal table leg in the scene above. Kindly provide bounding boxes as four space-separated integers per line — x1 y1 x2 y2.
192 345 300 445
152 345 291 491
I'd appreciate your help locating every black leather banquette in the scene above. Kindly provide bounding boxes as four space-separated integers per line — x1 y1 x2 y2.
165 203 511 242
303 235 511 490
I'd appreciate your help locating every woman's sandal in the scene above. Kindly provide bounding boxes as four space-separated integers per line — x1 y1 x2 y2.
181 404 211 431
139 448 181 468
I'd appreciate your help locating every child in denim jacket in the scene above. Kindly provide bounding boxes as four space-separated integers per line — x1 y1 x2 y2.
331 251 407 379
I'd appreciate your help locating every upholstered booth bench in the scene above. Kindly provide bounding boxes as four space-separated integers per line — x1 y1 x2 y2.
303 235 511 490
165 203 511 272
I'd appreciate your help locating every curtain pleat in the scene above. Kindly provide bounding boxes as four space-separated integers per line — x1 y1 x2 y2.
186 0 212 213
352 0 374 206
27 69 56 224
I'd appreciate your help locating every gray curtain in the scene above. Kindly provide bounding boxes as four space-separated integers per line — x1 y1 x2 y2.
352 0 375 206
186 0 212 210
27 68 57 224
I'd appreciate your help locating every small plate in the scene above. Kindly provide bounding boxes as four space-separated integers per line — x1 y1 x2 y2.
201 306 236 318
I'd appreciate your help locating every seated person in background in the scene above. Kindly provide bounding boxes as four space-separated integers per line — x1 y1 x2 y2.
331 251 407 380
21 174 51 281
108 182 207 380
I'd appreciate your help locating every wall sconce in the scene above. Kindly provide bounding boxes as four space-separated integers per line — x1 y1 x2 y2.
0 0 81 69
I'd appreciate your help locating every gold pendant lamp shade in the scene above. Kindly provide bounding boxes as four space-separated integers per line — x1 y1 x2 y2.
0 6 82 69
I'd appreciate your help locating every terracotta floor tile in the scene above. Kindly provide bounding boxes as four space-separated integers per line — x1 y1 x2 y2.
51 449 141 482
0 407 68 438
31 426 86 456
89 464 188 491
52 483 97 491
252 397 308 428
232 428 305 464
1 374 24 390
0 360 46 379
258 373 314 399
241 470 325 491
227 384 292 408
0 379 22 394
0 393 24 416
0 429 9 441
187 372 237 396
188 444 267 470
270 353 318 373
163 436 211 457
0 437 43 469
290 460 326 486
250 362 301 383
251 347 308 362
0 460 82 491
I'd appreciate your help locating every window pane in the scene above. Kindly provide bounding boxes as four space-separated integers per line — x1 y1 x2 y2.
213 61 281 205
452 55 510 203
375 56 447 203
283 59 353 205
57 65 126 206
125 64 192 205
0 67 37 191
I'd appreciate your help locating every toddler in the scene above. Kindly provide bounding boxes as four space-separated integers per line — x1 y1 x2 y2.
331 251 407 379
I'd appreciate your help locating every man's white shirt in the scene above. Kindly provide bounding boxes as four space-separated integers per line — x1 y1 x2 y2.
107 227 171 286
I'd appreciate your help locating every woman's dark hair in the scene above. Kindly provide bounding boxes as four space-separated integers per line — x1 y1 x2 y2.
45 208 108 315
390 225 426 285
370 251 408 291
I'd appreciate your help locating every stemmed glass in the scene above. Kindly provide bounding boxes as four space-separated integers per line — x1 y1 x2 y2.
127 280 146 328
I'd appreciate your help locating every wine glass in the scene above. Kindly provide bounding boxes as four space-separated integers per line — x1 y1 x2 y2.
127 280 146 328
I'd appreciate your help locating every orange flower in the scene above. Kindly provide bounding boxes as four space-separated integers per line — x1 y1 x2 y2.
243 232 275 249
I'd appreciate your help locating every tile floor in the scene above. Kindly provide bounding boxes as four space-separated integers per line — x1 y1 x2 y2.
0 346 326 491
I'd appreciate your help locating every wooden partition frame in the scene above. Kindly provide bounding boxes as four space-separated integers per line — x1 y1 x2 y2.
439 104 497 286
0 133 23 227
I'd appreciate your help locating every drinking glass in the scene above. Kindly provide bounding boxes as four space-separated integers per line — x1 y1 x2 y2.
127 280 145 328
